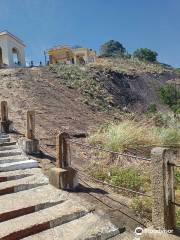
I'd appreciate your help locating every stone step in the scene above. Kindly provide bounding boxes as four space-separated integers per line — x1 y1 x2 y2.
0 168 41 178
0 149 22 157
23 213 120 240
0 159 38 172
0 145 18 151
0 141 17 147
0 184 68 222
0 171 48 195
0 200 91 240
0 134 9 139
0 155 27 164
0 168 41 182
0 138 10 144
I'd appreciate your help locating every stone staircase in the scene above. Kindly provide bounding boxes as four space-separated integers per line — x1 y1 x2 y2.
0 133 121 240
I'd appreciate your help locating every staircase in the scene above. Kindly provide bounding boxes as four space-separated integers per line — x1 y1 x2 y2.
0 133 121 240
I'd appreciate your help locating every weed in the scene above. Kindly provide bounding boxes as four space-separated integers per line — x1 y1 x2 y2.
131 196 152 220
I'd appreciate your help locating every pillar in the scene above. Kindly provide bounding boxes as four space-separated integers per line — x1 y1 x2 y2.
22 110 39 155
49 132 79 190
151 147 176 230
1 101 11 133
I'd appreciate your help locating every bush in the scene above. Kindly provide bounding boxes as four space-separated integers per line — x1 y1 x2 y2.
146 104 157 115
100 40 126 57
89 120 180 151
133 48 158 62
110 167 144 191
131 196 152 220
175 169 180 190
159 84 180 113
90 165 150 192
176 210 180 227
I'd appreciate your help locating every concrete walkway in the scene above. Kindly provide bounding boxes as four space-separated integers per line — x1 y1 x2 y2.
0 133 121 240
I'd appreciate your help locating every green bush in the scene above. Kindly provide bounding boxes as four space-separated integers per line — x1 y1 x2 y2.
133 48 158 62
176 210 180 227
100 40 126 57
131 196 152 220
175 169 180 190
146 104 157 115
110 167 144 191
159 84 180 113
89 119 180 151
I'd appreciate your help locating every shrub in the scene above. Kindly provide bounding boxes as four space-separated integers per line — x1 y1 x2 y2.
175 169 180 190
176 210 180 227
110 167 144 191
100 40 126 57
133 48 158 62
159 84 180 113
146 104 157 115
131 196 152 220
89 120 180 151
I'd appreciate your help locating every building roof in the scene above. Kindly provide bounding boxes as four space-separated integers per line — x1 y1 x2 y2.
0 30 26 47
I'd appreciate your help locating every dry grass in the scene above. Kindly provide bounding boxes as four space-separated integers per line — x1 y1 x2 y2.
89 120 180 152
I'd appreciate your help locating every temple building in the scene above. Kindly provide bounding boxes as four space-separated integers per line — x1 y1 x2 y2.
47 45 96 65
0 31 26 68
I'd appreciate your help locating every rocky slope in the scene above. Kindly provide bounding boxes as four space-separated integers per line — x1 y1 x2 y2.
0 58 177 138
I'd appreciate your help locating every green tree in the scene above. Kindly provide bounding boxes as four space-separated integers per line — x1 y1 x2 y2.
159 84 180 113
133 48 158 62
100 40 126 57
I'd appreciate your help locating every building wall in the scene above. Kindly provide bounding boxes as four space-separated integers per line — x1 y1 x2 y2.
0 35 26 68
48 46 96 65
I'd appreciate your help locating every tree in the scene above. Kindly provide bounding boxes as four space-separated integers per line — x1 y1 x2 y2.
159 84 180 113
133 48 158 62
100 40 126 57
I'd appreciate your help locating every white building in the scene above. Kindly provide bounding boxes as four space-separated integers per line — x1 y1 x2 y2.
0 31 26 68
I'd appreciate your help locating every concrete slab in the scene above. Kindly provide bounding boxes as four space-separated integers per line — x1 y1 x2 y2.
0 155 26 164
0 184 69 222
0 145 18 151
0 171 48 195
0 167 41 177
24 213 119 240
0 159 39 172
0 134 9 139
0 138 10 144
0 200 91 239
0 149 22 157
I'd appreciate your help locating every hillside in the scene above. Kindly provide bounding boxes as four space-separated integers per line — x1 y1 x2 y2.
0 57 178 138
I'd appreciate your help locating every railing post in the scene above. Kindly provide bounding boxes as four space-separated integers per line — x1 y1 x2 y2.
49 132 78 190
26 110 35 139
1 101 10 133
151 147 176 230
56 132 69 168
22 110 39 155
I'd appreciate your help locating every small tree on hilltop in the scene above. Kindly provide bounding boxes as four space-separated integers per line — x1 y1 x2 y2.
133 48 158 62
159 84 180 113
100 40 126 57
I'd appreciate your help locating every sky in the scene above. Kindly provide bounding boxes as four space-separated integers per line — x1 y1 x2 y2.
0 0 180 67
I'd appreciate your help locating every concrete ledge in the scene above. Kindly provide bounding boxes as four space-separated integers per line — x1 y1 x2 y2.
49 167 79 190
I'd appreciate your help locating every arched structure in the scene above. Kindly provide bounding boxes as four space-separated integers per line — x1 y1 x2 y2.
0 31 26 68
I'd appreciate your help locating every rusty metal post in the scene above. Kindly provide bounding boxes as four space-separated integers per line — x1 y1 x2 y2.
151 147 176 230
26 110 35 139
56 132 69 168
1 101 10 133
